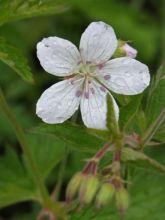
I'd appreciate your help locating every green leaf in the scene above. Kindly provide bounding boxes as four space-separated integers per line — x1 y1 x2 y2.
141 108 165 145
144 67 165 143
148 65 165 98
0 134 65 208
0 38 33 83
0 131 66 208
0 0 69 26
69 171 165 219
31 122 104 152
119 95 142 130
154 123 165 142
27 133 65 178
122 147 165 174
145 78 165 125
0 147 38 208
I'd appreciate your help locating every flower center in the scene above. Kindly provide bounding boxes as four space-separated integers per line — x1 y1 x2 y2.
78 63 96 78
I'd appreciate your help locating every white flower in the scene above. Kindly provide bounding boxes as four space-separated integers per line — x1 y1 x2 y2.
36 21 150 130
123 43 137 58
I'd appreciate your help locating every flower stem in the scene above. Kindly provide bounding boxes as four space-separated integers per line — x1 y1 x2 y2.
141 108 165 147
82 141 113 174
0 88 65 218
52 146 69 201
112 134 123 177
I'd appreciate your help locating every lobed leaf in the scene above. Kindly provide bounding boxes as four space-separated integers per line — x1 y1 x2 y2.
122 147 165 174
27 133 65 178
144 66 165 142
0 135 65 208
0 37 33 83
0 0 69 26
145 77 165 126
0 147 38 208
31 122 105 152
119 95 142 130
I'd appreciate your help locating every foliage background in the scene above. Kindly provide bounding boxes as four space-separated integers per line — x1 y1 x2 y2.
0 0 164 219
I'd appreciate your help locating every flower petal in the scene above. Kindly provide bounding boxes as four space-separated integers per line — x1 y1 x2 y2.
79 21 117 64
97 57 150 95
36 78 83 124
37 37 81 76
80 80 119 130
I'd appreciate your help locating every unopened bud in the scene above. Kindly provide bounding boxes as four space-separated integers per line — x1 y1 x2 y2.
115 187 129 213
123 43 137 58
113 40 137 58
66 172 84 201
79 175 99 204
96 182 115 208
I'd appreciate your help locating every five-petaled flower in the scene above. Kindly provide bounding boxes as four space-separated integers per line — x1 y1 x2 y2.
36 21 150 130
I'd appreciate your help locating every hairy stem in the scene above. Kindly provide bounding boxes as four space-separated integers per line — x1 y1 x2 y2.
52 146 69 201
112 135 123 178
141 108 165 146
0 88 65 218
82 141 113 174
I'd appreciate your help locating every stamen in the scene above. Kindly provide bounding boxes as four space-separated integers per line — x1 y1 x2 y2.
44 44 49 47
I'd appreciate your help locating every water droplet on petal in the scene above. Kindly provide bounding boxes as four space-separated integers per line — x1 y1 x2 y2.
38 107 42 111
67 101 73 106
44 44 49 48
125 71 131 77
139 70 144 74
55 117 64 123
43 117 48 122
115 78 126 86
56 102 62 110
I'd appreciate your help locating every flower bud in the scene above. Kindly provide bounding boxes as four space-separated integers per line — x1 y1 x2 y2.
113 40 137 58
79 175 99 204
115 187 129 213
96 182 115 208
66 172 84 201
123 43 137 58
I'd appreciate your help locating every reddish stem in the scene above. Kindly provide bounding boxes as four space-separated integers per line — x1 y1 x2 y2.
95 142 112 159
114 148 121 162
82 142 112 175
111 139 123 183
37 209 57 220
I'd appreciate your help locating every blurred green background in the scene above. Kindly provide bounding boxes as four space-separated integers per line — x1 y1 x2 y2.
0 0 164 219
